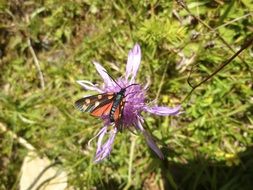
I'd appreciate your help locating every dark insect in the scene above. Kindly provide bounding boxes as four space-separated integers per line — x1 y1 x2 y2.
75 74 137 131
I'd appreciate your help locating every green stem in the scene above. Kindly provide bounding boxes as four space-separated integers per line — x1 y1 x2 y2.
124 134 136 190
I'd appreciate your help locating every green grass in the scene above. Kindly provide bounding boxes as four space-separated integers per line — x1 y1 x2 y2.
0 0 253 189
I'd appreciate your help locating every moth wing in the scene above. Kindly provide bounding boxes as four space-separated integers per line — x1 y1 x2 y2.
90 101 114 117
75 93 115 115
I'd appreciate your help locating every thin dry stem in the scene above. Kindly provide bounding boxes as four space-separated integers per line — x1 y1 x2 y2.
27 37 45 90
26 15 45 90
155 61 169 102
177 1 251 72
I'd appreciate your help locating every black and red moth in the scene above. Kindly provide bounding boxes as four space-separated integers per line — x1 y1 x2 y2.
75 84 137 131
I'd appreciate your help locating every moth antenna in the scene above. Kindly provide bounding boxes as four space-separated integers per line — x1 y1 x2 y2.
102 70 122 88
125 83 139 89
125 90 142 97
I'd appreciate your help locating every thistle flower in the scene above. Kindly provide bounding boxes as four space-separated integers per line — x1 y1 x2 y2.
77 44 181 162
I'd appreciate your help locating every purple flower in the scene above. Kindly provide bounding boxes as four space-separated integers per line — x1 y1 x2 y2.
77 44 181 162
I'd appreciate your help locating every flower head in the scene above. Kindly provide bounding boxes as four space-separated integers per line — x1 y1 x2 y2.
77 44 181 162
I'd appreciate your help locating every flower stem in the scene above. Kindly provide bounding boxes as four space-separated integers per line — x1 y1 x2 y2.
124 134 136 190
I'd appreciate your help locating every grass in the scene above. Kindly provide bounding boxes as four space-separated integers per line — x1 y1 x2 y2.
0 0 253 189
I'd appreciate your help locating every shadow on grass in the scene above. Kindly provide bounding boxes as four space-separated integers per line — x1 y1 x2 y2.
160 146 253 190
95 147 253 190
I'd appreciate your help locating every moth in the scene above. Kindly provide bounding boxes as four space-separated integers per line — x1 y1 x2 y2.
75 75 138 131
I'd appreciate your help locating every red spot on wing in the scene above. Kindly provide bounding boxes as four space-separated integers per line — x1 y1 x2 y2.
91 102 113 117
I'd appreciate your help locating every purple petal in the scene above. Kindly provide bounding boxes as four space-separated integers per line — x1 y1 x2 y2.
136 119 164 159
88 126 107 147
94 127 117 163
144 105 181 116
125 44 141 82
93 61 114 87
76 80 103 93
95 126 107 154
